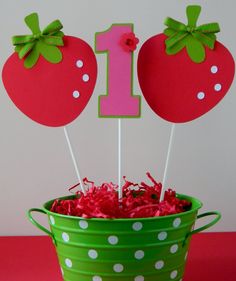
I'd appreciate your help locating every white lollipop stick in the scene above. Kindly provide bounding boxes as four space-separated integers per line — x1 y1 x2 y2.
118 119 122 201
160 124 176 201
63 126 85 194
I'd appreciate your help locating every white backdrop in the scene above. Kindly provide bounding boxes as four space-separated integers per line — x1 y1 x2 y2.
0 0 235 235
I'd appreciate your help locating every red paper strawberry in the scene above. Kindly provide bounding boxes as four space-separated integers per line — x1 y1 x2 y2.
138 5 235 123
2 13 97 127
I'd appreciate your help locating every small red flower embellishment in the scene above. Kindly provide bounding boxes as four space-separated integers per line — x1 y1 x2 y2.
120 32 139 52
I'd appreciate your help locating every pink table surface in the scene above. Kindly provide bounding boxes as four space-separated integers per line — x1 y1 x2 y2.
0 232 235 281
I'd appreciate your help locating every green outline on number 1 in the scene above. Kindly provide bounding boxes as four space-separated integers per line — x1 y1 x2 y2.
95 23 141 118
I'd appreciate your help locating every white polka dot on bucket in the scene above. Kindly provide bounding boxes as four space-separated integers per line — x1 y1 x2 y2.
170 270 178 279
155 260 164 270
62 232 70 242
170 244 178 254
214 83 222 91
72 90 80 98
49 215 55 225
108 235 119 245
211 65 218 74
132 222 143 231
88 249 98 259
65 258 72 268
76 59 83 68
197 92 205 100
158 231 167 241
79 220 88 229
82 74 90 82
93 276 102 281
134 276 144 281
173 218 181 228
134 250 145 260
113 263 124 273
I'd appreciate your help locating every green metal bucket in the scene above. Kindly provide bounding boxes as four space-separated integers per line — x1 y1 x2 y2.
28 194 221 281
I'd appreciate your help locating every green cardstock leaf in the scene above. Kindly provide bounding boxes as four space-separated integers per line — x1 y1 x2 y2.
186 5 201 27
12 35 34 45
38 41 62 63
207 33 216 41
18 42 35 59
24 46 40 68
166 33 190 55
15 45 22 53
166 31 188 47
42 35 64 46
192 31 215 49
164 28 176 36
164 17 187 31
24 13 41 34
42 20 63 35
53 31 64 37
197 23 220 33
186 36 205 63
163 5 220 63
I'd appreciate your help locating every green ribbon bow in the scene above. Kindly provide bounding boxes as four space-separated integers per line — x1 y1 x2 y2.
12 13 64 68
164 5 220 63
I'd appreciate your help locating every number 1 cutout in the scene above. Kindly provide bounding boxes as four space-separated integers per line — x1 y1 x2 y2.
95 24 141 117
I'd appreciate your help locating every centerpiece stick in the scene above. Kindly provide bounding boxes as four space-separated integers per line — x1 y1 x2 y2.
118 119 122 201
63 126 85 194
160 123 175 201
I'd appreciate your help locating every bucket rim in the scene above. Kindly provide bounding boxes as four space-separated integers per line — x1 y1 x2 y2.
42 193 203 221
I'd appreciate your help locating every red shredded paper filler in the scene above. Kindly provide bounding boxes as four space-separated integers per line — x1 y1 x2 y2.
50 173 191 218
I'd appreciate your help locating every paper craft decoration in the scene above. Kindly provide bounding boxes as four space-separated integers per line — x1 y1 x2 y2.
138 5 235 123
95 24 141 117
2 13 97 127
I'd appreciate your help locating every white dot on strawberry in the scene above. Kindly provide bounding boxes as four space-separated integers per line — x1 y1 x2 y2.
214 83 222 91
82 74 90 82
211 65 218 74
76 60 83 68
73 90 80 98
197 92 205 100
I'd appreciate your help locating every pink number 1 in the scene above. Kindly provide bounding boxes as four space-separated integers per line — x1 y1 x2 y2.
95 24 141 117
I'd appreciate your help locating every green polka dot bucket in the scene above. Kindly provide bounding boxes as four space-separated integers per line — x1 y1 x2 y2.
28 194 221 281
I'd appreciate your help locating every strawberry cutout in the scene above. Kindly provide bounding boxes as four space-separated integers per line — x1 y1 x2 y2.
2 13 97 127
138 5 235 123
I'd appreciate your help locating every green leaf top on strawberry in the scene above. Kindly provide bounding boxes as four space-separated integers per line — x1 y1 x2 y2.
164 5 220 63
138 5 235 123
2 13 97 127
13 13 64 69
